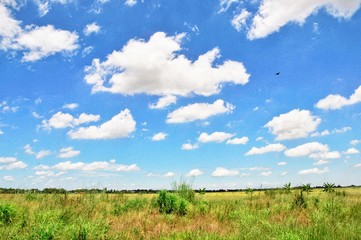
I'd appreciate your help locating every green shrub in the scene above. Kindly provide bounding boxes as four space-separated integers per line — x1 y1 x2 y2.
172 179 195 203
157 190 189 215
0 203 16 225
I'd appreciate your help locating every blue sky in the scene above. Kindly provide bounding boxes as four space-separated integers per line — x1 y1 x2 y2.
1 0 361 190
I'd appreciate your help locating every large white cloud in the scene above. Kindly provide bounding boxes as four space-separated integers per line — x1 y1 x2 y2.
0 3 79 61
84 32 250 96
198 132 234 143
247 0 361 40
68 109 136 140
316 85 361 110
285 142 329 157
166 99 234 124
211 167 239 177
265 109 321 140
42 112 100 130
245 143 286 155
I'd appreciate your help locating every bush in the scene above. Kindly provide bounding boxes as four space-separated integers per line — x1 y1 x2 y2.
157 190 189 215
0 203 16 225
172 179 195 203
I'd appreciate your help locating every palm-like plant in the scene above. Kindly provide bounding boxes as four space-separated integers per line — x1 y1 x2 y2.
283 182 291 194
323 182 335 193
302 183 312 193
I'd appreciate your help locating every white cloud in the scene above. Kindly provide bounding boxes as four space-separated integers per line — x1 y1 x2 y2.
344 147 359 154
24 144 35 155
0 3 21 50
151 132 167 141
84 32 249 97
298 167 330 175
316 85 361 110
265 109 321 140
163 172 175 177
35 170 65 177
186 169 203 177
245 143 286 156
36 150 52 159
247 0 361 40
198 132 234 143
42 112 100 130
309 151 341 159
231 9 251 32
82 46 94 57
351 139 361 146
260 171 272 176
281 171 288 176
313 159 329 165
125 0 137 7
17 25 79 62
166 99 235 124
249 167 271 171
0 129 3 135
211 167 239 177
83 22 101 36
68 109 136 140
354 163 361 168
311 130 330 137
226 136 249 145
181 143 199 150
285 142 329 157
58 147 80 158
218 0 240 13
0 157 27 170
3 175 15 181
311 127 351 137
51 160 139 172
149 95 177 109
277 161 287 166
62 103 78 110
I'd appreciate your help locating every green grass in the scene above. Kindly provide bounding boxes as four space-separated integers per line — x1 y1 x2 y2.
0 187 360 239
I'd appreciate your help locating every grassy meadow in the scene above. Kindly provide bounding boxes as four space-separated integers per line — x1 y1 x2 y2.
0 185 360 239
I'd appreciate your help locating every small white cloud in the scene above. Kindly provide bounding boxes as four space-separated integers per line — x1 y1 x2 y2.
42 112 100 130
316 85 361 110
281 171 288 176
351 139 361 146
83 22 101 36
231 9 250 32
186 169 203 177
3 175 15 181
62 103 79 110
311 130 330 137
265 109 321 140
151 132 167 141
24 144 35 155
212 167 239 177
277 161 287 166
218 0 240 13
313 159 329 165
198 131 234 143
309 151 341 160
245 143 286 156
51 160 139 172
58 147 80 158
260 171 272 176
32 112 43 119
36 150 52 159
82 46 94 57
354 163 361 168
163 172 175 177
0 157 27 170
149 95 177 109
68 109 136 140
167 99 234 124
226 136 249 145
285 142 329 157
125 0 137 7
298 167 330 175
181 143 199 150
344 147 359 154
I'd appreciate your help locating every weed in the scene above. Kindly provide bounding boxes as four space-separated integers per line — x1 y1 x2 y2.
0 203 16 225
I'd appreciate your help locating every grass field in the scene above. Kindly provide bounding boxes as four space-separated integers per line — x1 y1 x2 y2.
0 186 360 239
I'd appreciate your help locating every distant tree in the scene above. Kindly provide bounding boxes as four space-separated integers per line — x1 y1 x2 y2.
283 182 291 194
323 182 335 193
302 183 312 193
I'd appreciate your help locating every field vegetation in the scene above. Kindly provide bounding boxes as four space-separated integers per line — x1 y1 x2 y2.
0 182 360 239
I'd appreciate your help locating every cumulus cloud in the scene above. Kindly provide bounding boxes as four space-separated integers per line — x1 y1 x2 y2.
316 85 361 110
351 139 361 145
58 147 80 158
0 3 79 61
226 136 249 145
313 159 329 165
50 160 140 172
211 167 239 177
125 0 137 7
298 167 330 175
62 103 78 110
166 99 234 124
247 0 361 40
41 112 100 130
284 142 329 157
83 22 101 36
198 132 234 143
36 150 52 159
260 171 272 176
0 157 27 170
186 169 203 177
265 109 321 140
277 161 287 166
68 109 136 140
151 132 167 141
245 143 286 156
84 32 249 96
149 95 177 109
344 147 359 154
181 143 199 150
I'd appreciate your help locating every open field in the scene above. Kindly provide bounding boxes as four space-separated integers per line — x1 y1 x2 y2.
0 187 360 239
